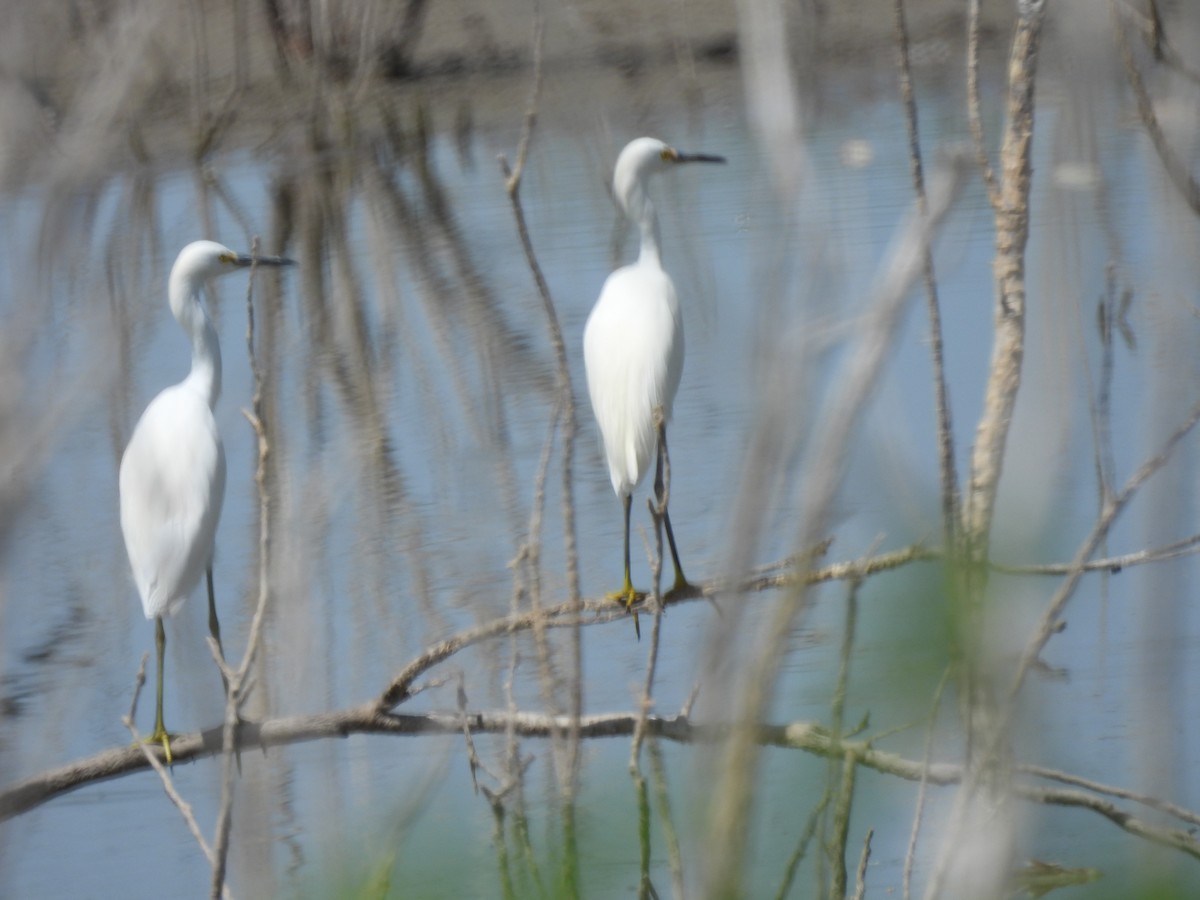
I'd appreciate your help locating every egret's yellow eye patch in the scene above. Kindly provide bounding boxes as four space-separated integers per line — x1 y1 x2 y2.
660 147 678 162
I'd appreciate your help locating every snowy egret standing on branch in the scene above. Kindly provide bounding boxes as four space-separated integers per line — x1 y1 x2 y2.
119 240 293 760
583 137 725 636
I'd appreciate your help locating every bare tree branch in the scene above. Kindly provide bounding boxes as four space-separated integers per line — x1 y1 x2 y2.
1020 762 1200 829
15 707 1200 864
963 0 1047 557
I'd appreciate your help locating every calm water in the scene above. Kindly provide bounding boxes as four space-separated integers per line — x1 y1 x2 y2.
4 48 1200 897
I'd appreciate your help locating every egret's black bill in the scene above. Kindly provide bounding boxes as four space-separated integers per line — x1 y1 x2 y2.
234 254 296 267
676 152 727 165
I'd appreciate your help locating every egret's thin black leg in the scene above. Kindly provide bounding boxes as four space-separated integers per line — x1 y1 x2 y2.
208 565 244 772
655 430 691 594
663 508 688 590
603 493 644 639
206 565 223 656
623 492 633 596
206 565 229 695
623 492 641 639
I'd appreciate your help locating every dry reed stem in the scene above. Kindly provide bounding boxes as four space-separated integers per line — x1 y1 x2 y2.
703 152 968 898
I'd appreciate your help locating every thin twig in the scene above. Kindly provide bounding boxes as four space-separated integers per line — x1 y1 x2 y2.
1113 0 1200 214
1020 762 1200 829
829 750 858 900
826 568 866 900
903 667 951 900
125 652 150 724
122 658 234 900
967 0 1000 207
893 0 961 549
634 769 654 900
631 595 665 768
502 617 523 808
129 726 232 900
831 567 868 740
1006 395 1200 713
1014 782 1200 859
852 827 874 900
993 530 1200 575
680 682 702 720
631 414 670 769
485 787 516 900
202 167 255 240
773 793 831 900
648 738 686 900
459 673 484 794
631 501 666 900
520 404 567 774
1151 2 1200 83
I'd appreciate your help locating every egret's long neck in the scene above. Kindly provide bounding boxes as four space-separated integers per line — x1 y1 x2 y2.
169 272 222 409
625 180 663 268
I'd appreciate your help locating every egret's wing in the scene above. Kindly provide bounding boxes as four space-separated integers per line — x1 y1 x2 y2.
119 385 225 619
583 263 682 496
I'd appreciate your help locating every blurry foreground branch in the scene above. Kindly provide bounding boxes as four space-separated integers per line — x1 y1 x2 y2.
6 706 1200 863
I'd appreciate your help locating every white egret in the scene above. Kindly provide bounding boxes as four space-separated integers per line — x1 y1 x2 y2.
583 137 725 636
119 240 293 760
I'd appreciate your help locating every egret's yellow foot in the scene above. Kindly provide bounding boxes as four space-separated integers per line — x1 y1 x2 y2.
143 726 174 765
606 582 646 640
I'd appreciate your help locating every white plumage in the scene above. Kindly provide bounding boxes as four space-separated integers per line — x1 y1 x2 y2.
120 380 226 620
584 261 683 497
583 137 724 632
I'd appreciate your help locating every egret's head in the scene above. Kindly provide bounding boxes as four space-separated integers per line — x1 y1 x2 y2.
172 240 295 285
612 137 726 219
